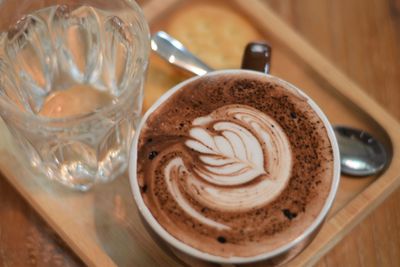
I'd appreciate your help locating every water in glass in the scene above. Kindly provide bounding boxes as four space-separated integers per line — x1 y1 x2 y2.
0 4 148 190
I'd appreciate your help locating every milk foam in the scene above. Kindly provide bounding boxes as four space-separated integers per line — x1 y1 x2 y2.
137 72 336 258
163 105 292 229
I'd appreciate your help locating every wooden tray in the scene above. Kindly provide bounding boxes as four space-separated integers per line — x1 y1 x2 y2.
1 0 400 266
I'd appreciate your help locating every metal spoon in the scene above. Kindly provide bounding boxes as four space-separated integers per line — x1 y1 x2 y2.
151 31 389 176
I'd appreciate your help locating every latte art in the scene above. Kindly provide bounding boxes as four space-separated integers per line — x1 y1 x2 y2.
136 73 335 258
163 105 292 230
165 158 231 230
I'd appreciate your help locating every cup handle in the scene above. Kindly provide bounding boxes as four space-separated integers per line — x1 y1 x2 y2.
241 42 272 74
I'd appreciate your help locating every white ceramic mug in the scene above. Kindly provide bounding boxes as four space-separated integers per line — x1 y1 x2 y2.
129 68 340 265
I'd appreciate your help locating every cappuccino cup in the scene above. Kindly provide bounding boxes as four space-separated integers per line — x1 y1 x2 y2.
129 44 340 265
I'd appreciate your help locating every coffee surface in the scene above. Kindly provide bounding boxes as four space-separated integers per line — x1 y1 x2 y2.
137 72 334 257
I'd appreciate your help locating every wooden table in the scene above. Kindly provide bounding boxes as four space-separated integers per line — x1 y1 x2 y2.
1 0 399 266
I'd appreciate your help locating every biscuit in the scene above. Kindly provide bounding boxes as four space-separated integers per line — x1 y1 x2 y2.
167 3 262 69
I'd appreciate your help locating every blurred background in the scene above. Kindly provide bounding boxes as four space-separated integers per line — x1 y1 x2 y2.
0 0 399 266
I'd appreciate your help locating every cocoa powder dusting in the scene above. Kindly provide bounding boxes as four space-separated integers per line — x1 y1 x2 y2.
136 73 334 257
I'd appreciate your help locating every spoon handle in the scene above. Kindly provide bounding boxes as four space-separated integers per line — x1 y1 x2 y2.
151 31 214 76
151 31 271 76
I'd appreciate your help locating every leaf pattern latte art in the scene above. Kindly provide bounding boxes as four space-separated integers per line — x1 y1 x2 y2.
164 104 292 230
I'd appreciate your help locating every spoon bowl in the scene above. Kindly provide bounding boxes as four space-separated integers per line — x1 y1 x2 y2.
334 126 388 176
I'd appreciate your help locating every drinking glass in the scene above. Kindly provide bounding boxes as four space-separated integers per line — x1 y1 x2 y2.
0 0 150 190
